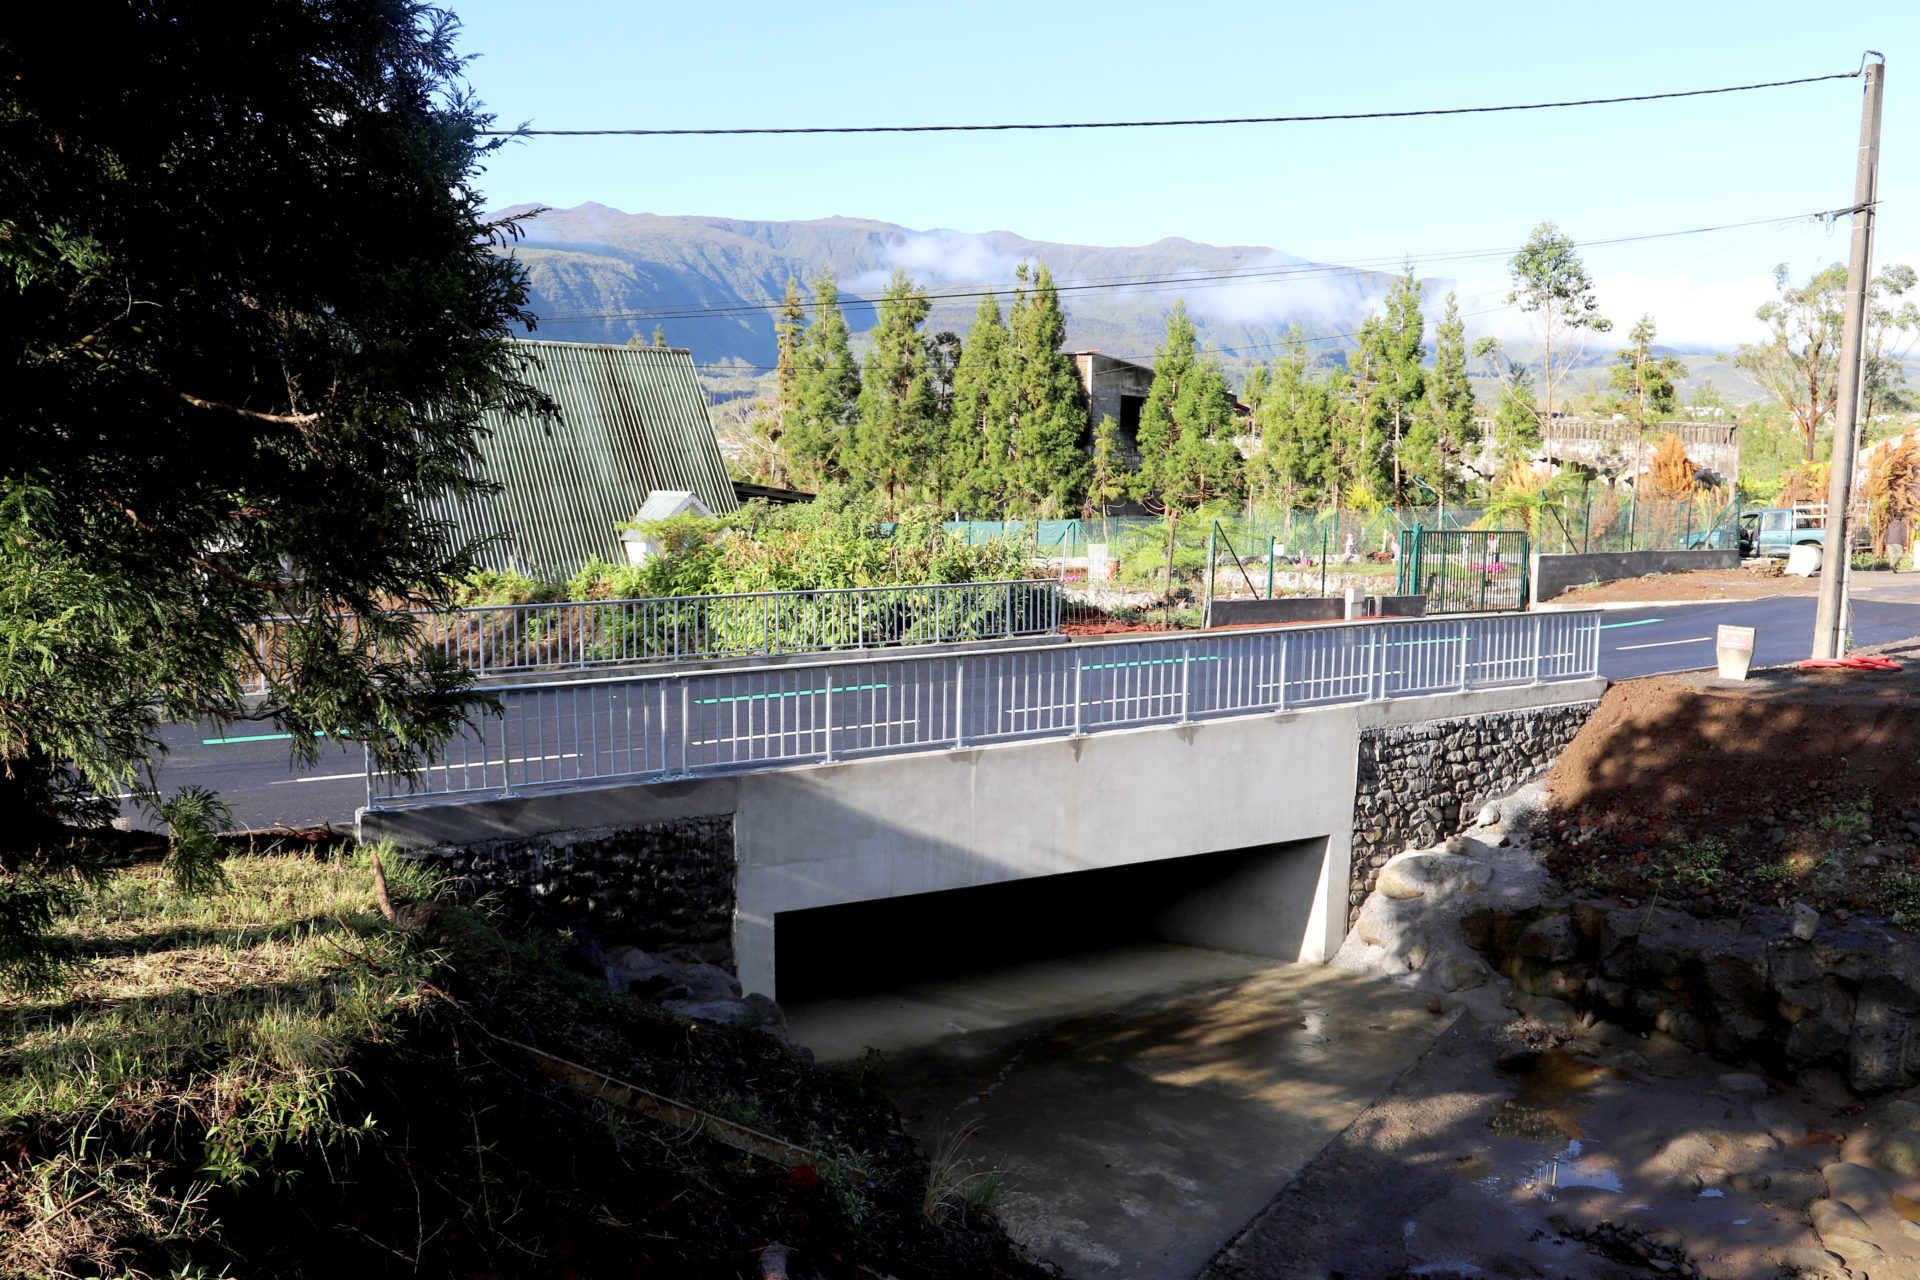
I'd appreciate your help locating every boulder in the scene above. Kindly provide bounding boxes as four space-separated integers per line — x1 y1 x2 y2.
1716 1070 1770 1099
1516 914 1579 964
1822 1161 1889 1212
1873 1131 1920 1177
1793 903 1822 940
1810 1196 1875 1242
1376 851 1492 901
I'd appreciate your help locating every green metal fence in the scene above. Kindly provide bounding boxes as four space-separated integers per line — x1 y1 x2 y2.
1396 528 1530 614
945 496 1728 563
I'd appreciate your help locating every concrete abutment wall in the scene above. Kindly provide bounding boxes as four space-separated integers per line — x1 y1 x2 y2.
363 678 1605 1001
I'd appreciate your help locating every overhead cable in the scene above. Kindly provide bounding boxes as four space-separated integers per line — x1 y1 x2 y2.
481 69 1859 137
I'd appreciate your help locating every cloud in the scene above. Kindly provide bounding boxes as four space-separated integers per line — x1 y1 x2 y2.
1180 255 1390 331
850 229 1026 294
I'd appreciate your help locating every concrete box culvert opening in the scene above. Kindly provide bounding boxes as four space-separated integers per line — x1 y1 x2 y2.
772 836 1329 1006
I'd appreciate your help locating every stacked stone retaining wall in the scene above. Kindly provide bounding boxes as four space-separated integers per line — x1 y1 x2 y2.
1349 703 1597 924
400 815 736 966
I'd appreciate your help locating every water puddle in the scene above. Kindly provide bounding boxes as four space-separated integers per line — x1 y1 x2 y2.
1524 1139 1624 1193
1896 1194 1920 1225
1485 1047 1623 1143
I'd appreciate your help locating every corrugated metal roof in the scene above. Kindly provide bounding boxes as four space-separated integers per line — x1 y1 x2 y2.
430 341 738 578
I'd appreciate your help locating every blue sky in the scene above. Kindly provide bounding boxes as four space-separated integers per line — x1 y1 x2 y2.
447 0 1915 351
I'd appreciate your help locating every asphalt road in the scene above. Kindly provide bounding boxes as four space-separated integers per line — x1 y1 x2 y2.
128 578 1920 833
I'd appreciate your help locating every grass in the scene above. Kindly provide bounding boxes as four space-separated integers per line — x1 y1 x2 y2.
0 848 436 1276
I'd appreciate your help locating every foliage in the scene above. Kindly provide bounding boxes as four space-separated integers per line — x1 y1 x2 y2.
1609 314 1687 425
1001 263 1090 517
786 266 863 485
452 566 558 607
573 495 1032 599
1087 414 1131 517
0 848 433 1273
1732 263 1846 462
1503 221 1611 419
852 269 938 515
1 0 541 985
1413 292 1478 512
1775 459 1831 507
1368 267 1428 504
1250 329 1336 508
1133 302 1243 512
1648 434 1698 498
943 289 1014 515
1864 430 1920 550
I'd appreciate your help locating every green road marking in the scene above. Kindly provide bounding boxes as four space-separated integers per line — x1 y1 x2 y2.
697 683 891 705
202 731 329 745
1599 617 1664 629
1081 655 1223 672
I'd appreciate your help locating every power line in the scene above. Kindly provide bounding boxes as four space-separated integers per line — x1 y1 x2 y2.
481 69 1858 137
529 210 1828 328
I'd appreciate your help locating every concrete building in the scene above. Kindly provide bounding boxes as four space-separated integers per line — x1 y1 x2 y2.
1467 416 1741 488
1072 351 1157 465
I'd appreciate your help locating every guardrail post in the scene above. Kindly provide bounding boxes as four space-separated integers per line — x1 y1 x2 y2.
364 742 374 810
679 679 691 776
954 656 966 749
823 668 836 763
1179 643 1192 723
1072 647 1084 736
1531 614 1544 685
1276 631 1288 712
1458 619 1471 692
1370 626 1386 701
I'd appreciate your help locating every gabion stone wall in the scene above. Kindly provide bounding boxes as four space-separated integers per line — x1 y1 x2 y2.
1349 703 1597 924
401 815 737 966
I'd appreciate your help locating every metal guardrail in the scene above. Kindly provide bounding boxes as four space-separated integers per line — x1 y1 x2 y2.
365 609 1602 809
246 579 1062 691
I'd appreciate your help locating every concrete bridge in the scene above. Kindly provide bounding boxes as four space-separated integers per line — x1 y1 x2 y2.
359 613 1604 1000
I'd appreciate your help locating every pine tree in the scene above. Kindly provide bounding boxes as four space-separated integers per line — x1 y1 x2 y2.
851 268 936 515
787 266 862 486
1408 291 1478 515
1252 328 1334 507
1087 413 1131 516
1377 267 1428 504
1133 301 1244 512
1003 262 1089 517
944 289 1012 515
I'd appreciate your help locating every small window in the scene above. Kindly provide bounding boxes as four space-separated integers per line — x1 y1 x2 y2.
1795 514 1823 530
1763 512 1789 532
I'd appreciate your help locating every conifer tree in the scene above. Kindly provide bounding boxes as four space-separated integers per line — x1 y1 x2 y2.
1252 328 1334 507
1003 262 1089 516
1408 291 1478 516
787 266 861 486
1133 301 1243 511
852 268 936 515
944 289 1012 515
1087 414 1131 517
1376 267 1427 503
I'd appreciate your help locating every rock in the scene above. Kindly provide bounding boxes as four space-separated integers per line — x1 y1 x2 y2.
1904 1219 1920 1244
1821 1235 1888 1273
1504 990 1584 1035
1823 1161 1889 1212
742 992 790 1038
1877 1100 1920 1131
1810 1196 1875 1242
1755 1102 1810 1144
1376 851 1492 900
1651 1133 1717 1175
603 945 669 994
1437 955 1491 992
1717 1070 1770 1098
1728 1171 1773 1193
1793 903 1822 941
664 996 756 1024
1773 1245 1845 1277
1517 914 1580 964
1875 1131 1920 1177
662 961 744 1003
1476 801 1502 827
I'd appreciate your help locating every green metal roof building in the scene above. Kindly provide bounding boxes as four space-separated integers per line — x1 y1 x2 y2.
433 340 738 578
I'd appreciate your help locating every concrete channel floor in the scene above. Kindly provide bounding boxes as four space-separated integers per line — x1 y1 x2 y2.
784 944 1454 1280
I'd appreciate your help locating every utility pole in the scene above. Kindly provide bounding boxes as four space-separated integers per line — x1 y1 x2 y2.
1812 53 1886 659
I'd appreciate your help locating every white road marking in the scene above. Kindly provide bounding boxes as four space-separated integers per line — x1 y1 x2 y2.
1616 636 1714 650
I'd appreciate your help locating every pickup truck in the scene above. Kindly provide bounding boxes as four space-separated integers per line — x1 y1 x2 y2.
1688 507 1863 558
